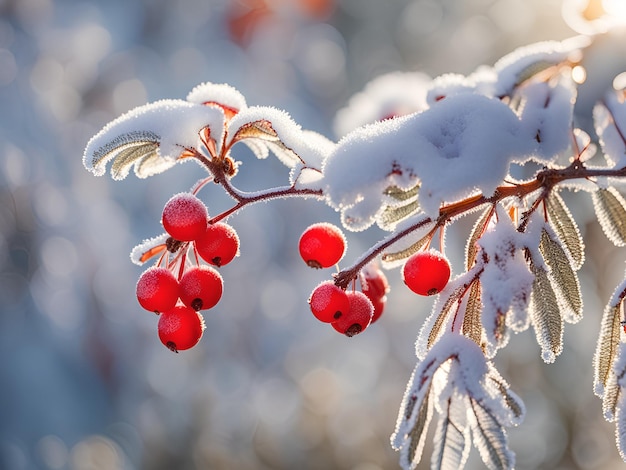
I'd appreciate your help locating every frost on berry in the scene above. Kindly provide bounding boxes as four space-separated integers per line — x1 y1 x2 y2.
196 222 240 267
332 291 374 337
136 266 179 313
161 192 208 242
179 265 224 311
158 305 206 352
402 249 451 296
309 281 350 323
299 222 346 269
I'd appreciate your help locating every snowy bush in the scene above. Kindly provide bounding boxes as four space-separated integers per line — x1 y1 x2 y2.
83 25 626 470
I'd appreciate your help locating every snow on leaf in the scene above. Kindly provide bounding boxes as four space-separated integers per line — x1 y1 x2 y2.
227 107 332 173
528 252 563 363
333 71 431 138
468 397 515 470
431 396 471 470
130 233 169 266
539 227 583 323
493 37 588 96
616 388 626 461
515 77 576 162
606 344 626 424
84 100 225 179
186 82 247 114
594 89 626 169
487 365 525 426
545 191 585 269
323 93 534 226
592 187 626 246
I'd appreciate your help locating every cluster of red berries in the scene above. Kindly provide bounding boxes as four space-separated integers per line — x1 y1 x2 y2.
300 223 389 337
300 223 451 337
135 193 240 352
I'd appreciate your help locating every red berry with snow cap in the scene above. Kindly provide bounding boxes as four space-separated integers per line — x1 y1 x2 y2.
158 305 205 352
299 223 346 269
309 281 350 323
162 192 208 241
136 266 179 313
331 290 374 337
403 249 451 296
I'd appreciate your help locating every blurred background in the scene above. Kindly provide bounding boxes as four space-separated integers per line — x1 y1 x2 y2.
2 0 626 468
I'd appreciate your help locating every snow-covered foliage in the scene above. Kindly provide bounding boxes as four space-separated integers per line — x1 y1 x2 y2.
84 32 626 470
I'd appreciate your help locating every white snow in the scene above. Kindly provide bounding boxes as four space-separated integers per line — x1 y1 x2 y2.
595 90 626 169
186 82 248 111
84 99 225 179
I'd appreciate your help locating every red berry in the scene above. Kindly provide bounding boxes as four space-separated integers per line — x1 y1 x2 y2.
331 291 373 337
161 193 208 241
402 249 451 296
158 305 205 352
299 223 346 269
361 265 390 323
136 267 179 313
196 222 240 267
179 265 223 311
309 281 350 323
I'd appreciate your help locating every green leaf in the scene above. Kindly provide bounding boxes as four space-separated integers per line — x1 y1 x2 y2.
592 187 626 247
545 191 584 269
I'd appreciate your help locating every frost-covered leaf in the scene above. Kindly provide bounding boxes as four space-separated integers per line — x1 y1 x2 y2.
384 184 420 202
186 82 247 115
594 280 626 397
469 397 515 470
487 365 525 425
493 36 588 95
592 187 626 246
129 233 169 266
403 391 433 469
227 107 332 172
427 286 466 350
545 191 584 269
378 200 421 231
616 389 626 461
594 89 626 169
432 397 471 470
463 280 483 347
529 254 563 363
380 214 434 268
84 100 226 180
539 228 583 323
465 205 494 270
606 344 626 425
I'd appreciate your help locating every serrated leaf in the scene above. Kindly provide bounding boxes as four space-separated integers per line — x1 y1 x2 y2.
432 398 470 470
592 187 626 247
384 184 420 202
90 132 162 180
428 286 466 349
404 392 433 469
488 375 525 424
465 206 494 270
545 192 584 269
529 255 563 363
539 228 583 322
469 397 514 470
382 233 431 265
379 200 421 230
604 365 621 422
463 281 483 346
594 302 623 397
